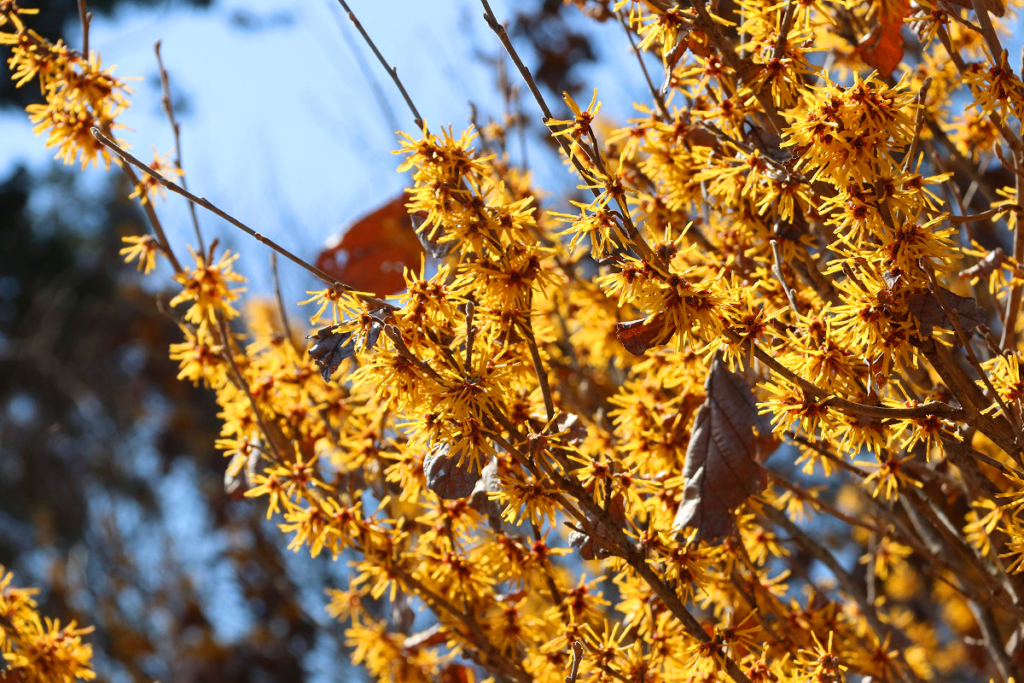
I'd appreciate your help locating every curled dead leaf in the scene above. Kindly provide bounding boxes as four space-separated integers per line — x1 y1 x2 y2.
569 494 625 560
857 0 910 78
307 326 357 381
959 248 1005 281
424 442 481 500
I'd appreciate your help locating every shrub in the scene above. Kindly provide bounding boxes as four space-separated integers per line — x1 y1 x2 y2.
4 0 1024 680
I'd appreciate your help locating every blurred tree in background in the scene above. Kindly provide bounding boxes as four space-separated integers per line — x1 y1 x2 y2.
0 165 339 681
0 3 328 680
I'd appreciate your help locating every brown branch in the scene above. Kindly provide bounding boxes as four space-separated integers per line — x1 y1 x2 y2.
766 470 884 533
970 0 1006 64
902 77 931 171
1001 169 1024 350
772 0 797 61
336 0 423 131
947 207 1004 224
565 641 584 683
730 330 963 419
76 0 91 57
616 9 669 121
770 236 800 316
91 127 374 297
270 253 295 350
520 318 555 421
155 40 204 252
124 164 184 273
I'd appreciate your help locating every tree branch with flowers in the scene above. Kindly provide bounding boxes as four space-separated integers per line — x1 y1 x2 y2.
5 0 1024 680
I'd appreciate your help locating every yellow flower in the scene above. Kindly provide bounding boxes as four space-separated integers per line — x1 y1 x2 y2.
119 234 160 274
169 246 246 324
127 147 183 204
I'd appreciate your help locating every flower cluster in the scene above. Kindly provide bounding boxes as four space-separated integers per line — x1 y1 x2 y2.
0 566 95 682
0 1 130 167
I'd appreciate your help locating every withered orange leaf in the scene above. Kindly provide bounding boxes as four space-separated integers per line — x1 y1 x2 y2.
858 0 910 79
673 358 777 542
615 315 669 355
315 193 424 295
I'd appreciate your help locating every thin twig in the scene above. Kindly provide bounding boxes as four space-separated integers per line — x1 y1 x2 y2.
770 237 800 316
970 0 1006 64
521 318 555 420
270 253 295 349
336 0 423 131
464 301 476 372
1001 167 1024 350
730 330 963 419
902 77 932 171
91 127 364 295
76 0 91 57
565 641 584 683
330 5 400 134
155 40 204 252
947 207 1004 224
119 160 183 274
616 9 668 121
772 0 797 61
766 470 884 533
478 0 661 267
216 313 285 464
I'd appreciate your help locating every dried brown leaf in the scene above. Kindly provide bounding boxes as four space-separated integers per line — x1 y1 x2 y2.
469 457 505 526
569 494 625 560
555 413 588 446
424 443 481 500
673 359 775 542
959 248 1006 281
908 288 986 338
307 326 357 381
615 315 669 356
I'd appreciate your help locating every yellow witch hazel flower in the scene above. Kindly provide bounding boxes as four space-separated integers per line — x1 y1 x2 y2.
119 234 160 274
0 566 96 683
546 88 602 168
1 6 131 168
169 245 246 324
128 147 183 204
